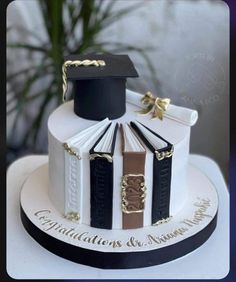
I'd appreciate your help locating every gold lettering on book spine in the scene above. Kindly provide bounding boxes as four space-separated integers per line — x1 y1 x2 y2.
121 174 147 214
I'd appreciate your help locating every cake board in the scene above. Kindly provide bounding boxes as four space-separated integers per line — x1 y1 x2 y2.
7 155 229 278
19 156 218 269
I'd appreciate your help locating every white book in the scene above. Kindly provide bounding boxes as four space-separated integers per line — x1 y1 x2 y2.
63 118 111 222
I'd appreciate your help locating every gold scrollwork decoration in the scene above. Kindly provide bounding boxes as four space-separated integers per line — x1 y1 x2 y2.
89 153 113 163
121 174 147 214
152 216 173 226
64 212 80 222
155 146 174 161
63 143 81 160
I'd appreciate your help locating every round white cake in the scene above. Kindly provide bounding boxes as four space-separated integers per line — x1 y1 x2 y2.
48 100 190 229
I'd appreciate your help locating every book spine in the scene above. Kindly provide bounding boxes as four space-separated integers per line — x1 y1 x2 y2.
64 153 82 221
90 157 113 229
122 152 146 229
152 155 172 224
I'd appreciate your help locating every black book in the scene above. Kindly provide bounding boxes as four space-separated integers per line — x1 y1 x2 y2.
130 121 174 225
89 122 118 229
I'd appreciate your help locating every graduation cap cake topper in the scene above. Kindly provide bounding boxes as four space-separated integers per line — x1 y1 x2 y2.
62 53 139 120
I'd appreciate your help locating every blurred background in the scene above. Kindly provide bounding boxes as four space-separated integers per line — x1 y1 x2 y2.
7 0 229 182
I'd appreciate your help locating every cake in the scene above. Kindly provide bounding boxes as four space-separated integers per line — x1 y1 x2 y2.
20 53 218 268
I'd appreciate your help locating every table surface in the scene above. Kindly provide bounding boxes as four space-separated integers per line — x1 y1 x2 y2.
6 154 229 279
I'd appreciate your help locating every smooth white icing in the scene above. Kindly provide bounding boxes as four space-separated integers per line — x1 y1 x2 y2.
48 100 191 229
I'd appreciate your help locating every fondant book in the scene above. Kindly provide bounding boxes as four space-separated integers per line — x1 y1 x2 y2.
89 122 118 229
120 123 146 229
63 118 111 221
130 121 173 224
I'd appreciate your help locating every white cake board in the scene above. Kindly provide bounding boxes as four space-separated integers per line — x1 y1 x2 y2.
20 161 218 268
8 157 227 278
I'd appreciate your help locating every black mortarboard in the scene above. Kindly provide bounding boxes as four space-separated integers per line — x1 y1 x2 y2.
63 53 139 120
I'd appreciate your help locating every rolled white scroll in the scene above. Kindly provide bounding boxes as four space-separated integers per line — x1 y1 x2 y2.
126 89 198 127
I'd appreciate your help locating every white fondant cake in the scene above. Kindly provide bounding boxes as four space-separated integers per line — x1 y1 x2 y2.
48 93 191 229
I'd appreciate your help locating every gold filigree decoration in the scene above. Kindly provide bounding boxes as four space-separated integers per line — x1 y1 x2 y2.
64 212 80 221
63 143 81 160
138 91 171 120
62 59 106 102
121 174 147 214
152 216 173 226
89 153 113 163
155 146 174 161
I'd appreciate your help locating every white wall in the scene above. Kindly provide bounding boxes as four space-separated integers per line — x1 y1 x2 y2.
7 0 229 180
101 0 229 180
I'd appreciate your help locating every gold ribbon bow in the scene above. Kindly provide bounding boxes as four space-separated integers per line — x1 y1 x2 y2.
138 91 171 120
62 59 106 103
